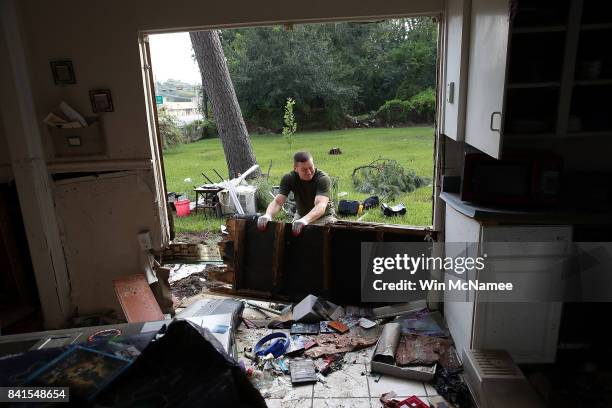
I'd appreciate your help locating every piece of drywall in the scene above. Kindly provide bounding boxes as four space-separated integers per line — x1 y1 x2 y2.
18 0 442 165
53 170 162 316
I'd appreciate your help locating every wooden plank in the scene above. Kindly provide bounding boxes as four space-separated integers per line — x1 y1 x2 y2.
322 225 332 291
113 274 164 323
233 218 247 291
271 221 285 289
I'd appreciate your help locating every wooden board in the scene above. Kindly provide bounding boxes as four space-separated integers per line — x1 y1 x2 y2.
113 274 164 323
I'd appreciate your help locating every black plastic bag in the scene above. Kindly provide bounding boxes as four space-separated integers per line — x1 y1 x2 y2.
363 195 379 209
381 203 407 217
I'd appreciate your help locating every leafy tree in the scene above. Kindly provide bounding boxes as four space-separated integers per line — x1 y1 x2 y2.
158 108 184 149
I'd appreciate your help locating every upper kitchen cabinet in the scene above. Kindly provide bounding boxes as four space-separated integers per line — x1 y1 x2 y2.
463 0 578 158
441 0 471 141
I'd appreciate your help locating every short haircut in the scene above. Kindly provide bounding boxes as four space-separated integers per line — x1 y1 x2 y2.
293 151 312 163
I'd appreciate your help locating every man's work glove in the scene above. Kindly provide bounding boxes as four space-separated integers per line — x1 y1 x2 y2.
257 214 272 231
292 217 309 236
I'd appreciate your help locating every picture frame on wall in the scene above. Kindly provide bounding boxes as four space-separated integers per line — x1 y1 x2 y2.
50 60 76 85
89 89 114 113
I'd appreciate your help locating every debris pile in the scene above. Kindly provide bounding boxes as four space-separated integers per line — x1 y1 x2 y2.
237 294 472 407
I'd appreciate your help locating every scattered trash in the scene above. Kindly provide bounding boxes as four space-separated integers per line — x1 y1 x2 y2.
319 321 336 333
314 355 342 376
290 359 317 384
254 332 291 358
328 321 350 334
358 317 377 329
432 367 474 408
290 323 320 335
304 333 378 359
370 323 437 381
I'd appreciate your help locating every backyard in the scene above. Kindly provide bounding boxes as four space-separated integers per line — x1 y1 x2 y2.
164 126 434 233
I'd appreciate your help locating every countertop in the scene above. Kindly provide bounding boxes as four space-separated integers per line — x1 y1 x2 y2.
440 191 612 225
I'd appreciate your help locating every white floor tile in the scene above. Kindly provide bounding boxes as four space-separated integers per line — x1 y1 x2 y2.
425 382 439 396
314 363 370 398
367 374 427 399
312 398 371 408
266 398 313 408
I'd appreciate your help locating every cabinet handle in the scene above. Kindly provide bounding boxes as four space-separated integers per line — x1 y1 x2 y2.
490 111 502 132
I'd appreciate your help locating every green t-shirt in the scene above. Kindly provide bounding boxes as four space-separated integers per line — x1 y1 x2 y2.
279 169 334 217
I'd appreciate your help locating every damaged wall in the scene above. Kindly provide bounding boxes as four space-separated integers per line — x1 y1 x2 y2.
54 170 162 316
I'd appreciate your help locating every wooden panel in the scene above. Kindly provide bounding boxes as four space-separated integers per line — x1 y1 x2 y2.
282 225 324 298
241 221 275 293
219 219 437 304
113 274 164 323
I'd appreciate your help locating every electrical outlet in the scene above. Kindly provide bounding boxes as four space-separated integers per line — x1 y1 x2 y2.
137 231 153 251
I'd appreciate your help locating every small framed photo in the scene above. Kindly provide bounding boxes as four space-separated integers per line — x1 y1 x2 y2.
89 89 114 113
50 60 76 85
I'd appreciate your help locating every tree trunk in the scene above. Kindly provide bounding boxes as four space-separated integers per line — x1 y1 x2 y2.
190 30 261 179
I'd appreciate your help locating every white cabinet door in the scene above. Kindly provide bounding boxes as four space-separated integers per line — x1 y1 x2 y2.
464 0 510 158
443 0 471 141
472 225 572 363
443 205 481 361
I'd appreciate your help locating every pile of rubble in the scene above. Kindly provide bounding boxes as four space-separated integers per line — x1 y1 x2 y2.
237 294 474 407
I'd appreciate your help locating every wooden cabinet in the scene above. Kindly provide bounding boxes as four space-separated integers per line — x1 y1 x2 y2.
444 205 572 363
458 0 612 159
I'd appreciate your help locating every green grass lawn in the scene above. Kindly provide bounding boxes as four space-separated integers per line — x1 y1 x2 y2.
164 126 435 233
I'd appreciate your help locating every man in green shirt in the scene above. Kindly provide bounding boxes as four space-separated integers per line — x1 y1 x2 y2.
257 151 336 236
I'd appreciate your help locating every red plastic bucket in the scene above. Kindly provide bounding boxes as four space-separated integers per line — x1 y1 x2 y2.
175 199 190 217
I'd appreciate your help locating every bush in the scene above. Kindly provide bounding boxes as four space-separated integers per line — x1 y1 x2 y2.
183 119 218 142
250 176 274 212
375 99 412 125
158 109 184 148
376 88 436 126
395 80 422 101
406 88 436 123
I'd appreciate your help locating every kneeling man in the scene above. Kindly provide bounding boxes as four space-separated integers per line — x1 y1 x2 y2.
257 151 336 235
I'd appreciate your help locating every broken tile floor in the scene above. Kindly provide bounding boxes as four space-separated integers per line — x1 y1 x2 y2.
170 262 457 407
231 305 444 408
235 327 441 408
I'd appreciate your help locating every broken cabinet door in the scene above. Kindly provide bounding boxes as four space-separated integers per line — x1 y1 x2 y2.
464 0 511 159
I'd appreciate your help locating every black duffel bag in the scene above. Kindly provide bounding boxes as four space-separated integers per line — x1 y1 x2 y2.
338 199 360 215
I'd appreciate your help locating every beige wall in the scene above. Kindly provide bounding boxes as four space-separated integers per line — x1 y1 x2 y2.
54 171 162 316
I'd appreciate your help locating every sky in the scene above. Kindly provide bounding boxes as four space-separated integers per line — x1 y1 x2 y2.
149 32 201 84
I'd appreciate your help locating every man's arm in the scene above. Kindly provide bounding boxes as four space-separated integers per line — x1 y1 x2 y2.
257 194 286 231
265 194 287 218
300 195 329 224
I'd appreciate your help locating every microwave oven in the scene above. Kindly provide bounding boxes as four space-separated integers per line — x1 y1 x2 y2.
461 152 562 206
